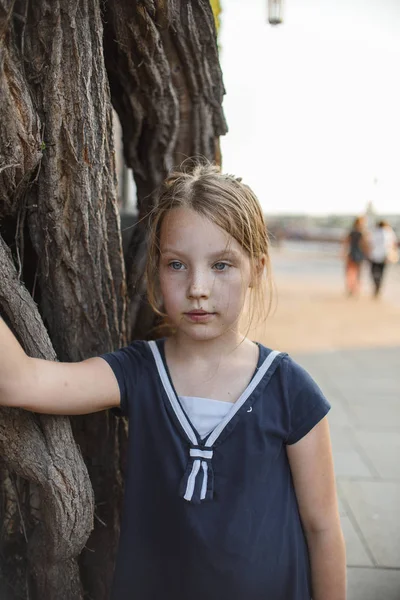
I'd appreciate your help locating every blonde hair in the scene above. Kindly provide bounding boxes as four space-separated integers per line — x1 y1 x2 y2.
146 159 273 331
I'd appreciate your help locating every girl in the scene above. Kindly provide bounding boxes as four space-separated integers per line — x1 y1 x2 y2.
0 162 346 600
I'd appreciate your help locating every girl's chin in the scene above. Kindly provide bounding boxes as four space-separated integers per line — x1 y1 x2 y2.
172 321 240 342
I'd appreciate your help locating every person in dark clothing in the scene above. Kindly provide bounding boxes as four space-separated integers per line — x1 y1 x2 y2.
343 216 368 296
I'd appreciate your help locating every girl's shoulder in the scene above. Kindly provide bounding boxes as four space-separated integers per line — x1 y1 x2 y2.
276 349 323 393
257 343 330 408
258 346 331 445
100 340 159 417
100 340 156 391
256 343 310 383
102 339 153 365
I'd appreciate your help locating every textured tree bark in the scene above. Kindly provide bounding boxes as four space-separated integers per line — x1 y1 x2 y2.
0 237 94 599
20 2 128 598
0 1 42 220
0 0 226 598
22 0 127 359
0 1 127 598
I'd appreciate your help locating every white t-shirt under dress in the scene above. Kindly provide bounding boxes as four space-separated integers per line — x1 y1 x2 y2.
179 395 232 439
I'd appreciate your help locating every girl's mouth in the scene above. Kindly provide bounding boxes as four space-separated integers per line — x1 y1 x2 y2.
184 310 215 322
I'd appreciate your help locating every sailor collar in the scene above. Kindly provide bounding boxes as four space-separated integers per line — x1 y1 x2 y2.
148 340 281 504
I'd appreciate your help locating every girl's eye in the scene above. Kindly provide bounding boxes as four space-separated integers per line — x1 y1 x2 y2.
213 262 230 271
169 261 185 271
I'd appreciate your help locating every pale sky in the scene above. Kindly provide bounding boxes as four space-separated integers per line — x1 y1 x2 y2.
219 0 400 215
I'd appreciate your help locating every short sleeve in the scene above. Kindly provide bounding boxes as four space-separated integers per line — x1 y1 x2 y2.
100 341 145 417
285 357 331 445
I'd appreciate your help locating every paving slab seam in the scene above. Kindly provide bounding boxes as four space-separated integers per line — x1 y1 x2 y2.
346 565 400 572
354 427 400 433
336 475 386 483
337 481 377 567
316 373 365 427
341 441 381 481
339 426 382 480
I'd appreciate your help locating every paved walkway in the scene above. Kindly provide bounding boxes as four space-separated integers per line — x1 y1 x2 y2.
252 244 400 600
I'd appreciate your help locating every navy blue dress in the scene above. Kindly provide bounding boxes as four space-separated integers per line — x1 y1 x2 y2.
101 340 330 600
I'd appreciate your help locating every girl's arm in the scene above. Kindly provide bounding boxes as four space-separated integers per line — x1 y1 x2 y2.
0 317 120 414
287 417 346 600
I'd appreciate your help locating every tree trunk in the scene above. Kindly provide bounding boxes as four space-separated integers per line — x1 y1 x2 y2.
0 1 226 598
21 2 128 597
0 237 94 599
103 0 227 337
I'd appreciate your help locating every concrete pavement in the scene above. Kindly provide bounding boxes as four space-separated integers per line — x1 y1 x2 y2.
294 346 400 600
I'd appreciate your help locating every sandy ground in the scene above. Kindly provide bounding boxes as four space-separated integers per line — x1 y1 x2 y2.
247 244 400 353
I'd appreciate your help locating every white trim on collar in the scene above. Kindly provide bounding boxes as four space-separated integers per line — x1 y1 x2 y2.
148 340 281 503
149 339 280 448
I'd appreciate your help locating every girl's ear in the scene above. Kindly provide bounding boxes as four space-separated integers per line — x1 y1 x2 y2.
249 255 266 288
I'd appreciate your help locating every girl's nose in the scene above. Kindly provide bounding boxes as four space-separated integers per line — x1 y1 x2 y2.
187 270 210 299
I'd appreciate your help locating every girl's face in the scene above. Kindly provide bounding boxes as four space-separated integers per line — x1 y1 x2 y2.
159 207 253 342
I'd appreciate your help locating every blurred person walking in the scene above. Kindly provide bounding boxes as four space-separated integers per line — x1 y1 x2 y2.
368 220 399 297
343 217 368 297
